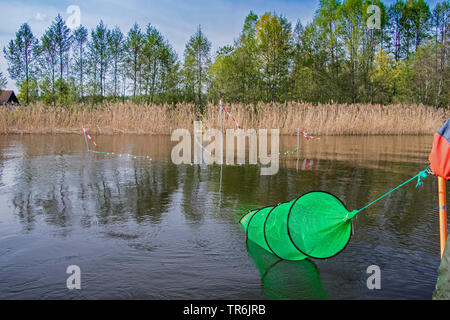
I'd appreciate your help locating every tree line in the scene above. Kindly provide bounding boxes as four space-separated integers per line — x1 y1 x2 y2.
2 0 449 108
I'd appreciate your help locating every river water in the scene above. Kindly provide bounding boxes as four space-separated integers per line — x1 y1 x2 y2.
0 134 444 299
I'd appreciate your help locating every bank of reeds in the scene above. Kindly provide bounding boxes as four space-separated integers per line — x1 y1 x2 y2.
0 101 448 135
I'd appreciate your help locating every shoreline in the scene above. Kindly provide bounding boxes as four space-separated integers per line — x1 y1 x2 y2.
1 102 448 136
0 131 436 136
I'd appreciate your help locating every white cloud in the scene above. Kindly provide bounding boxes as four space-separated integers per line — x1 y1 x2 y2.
35 12 47 21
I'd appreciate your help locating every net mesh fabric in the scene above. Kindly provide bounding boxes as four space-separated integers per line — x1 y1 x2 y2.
240 192 352 260
265 201 307 261
288 192 352 259
245 207 274 253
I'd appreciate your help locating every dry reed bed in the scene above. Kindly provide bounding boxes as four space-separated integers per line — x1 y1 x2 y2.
0 102 448 135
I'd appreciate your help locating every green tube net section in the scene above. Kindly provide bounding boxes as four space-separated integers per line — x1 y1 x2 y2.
240 191 353 260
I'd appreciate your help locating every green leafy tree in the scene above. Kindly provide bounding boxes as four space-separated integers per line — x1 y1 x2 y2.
398 0 431 58
255 12 293 102
39 77 55 105
369 49 399 103
291 21 330 103
209 12 261 103
338 0 365 103
209 45 240 102
3 23 38 104
315 0 343 102
108 26 124 99
236 11 261 102
17 78 39 104
142 24 164 103
409 0 432 52
361 0 389 103
72 25 88 99
124 23 144 98
157 41 180 104
2 1 448 107
36 26 58 105
432 1 449 45
88 21 110 98
409 41 448 106
50 14 73 81
387 0 406 61
55 77 77 105
183 25 211 108
431 1 449 107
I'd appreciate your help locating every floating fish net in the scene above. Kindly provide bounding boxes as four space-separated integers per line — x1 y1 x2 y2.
240 191 354 260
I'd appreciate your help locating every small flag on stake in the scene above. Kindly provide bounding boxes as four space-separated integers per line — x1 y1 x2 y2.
222 106 241 129
82 127 99 149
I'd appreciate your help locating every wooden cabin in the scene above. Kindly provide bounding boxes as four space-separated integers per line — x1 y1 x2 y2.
0 90 20 106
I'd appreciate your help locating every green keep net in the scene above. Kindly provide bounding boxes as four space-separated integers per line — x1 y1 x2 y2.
239 191 353 260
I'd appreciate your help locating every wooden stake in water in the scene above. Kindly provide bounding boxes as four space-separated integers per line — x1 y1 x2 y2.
296 128 300 171
220 99 223 164
438 177 448 258
82 127 90 152
219 100 224 205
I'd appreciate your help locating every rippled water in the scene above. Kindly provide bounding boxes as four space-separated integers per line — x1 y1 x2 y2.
0 134 444 299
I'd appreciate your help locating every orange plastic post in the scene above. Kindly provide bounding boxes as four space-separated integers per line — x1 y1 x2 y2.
438 177 448 258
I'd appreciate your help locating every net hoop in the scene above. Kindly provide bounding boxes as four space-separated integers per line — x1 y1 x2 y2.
286 190 353 260
263 203 287 260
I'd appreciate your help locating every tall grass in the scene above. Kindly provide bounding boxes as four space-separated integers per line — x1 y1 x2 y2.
0 101 447 135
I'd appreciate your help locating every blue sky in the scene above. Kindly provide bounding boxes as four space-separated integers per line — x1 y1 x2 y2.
0 0 441 91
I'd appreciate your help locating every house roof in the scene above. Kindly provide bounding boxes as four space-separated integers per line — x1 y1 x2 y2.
0 90 19 104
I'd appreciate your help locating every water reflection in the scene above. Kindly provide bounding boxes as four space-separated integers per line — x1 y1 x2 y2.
3 134 439 249
247 241 328 300
0 134 442 299
10 157 182 231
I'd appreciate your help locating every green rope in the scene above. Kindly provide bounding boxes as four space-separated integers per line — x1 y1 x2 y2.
344 166 430 221
279 148 297 155
91 150 152 160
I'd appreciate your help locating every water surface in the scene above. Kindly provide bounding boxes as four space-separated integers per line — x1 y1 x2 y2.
0 134 443 299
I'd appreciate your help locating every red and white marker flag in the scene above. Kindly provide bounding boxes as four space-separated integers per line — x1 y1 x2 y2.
222 105 241 129
299 130 320 140
82 127 99 148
